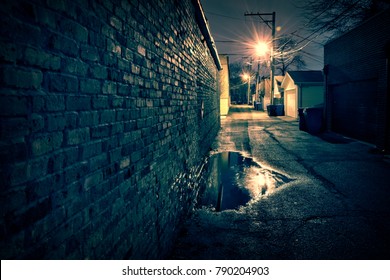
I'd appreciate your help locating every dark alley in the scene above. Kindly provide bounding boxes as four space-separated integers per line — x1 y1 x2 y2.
170 105 390 259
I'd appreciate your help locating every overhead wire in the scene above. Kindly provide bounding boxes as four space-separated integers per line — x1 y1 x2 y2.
205 0 365 68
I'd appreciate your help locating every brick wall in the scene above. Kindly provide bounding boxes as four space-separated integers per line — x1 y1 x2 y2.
324 9 390 149
0 0 221 259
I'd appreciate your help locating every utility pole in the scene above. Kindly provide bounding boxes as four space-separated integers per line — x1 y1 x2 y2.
244 12 276 105
247 57 252 104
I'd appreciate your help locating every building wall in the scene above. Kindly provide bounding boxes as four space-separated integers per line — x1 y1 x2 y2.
324 9 390 149
260 78 271 110
218 55 230 116
282 75 297 118
0 0 220 259
301 86 324 108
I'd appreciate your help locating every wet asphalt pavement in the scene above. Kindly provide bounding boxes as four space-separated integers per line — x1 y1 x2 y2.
169 105 390 260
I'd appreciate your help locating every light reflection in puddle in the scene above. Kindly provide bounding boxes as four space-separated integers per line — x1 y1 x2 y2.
198 152 293 211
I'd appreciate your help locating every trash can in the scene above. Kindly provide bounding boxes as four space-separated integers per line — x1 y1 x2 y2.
298 108 306 131
275 104 284 116
267 105 276 116
267 104 284 116
303 107 323 134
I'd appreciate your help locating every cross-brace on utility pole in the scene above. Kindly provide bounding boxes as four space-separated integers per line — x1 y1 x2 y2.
244 12 276 105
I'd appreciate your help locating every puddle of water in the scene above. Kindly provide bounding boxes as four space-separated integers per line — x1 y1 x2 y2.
198 152 292 211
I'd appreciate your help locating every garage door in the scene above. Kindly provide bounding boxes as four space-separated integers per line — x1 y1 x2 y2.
285 89 296 118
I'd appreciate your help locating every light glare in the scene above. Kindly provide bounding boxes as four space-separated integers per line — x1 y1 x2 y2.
255 42 269 56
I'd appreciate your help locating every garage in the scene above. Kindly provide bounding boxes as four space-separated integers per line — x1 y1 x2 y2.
285 89 297 118
281 71 324 119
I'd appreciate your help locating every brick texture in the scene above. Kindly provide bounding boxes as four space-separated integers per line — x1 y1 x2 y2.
0 0 220 259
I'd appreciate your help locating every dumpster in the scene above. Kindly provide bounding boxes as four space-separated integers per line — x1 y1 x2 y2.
275 104 284 116
298 108 306 131
267 105 276 116
267 104 284 116
254 101 262 111
303 107 323 134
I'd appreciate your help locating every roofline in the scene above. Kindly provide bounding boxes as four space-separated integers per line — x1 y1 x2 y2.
281 72 291 88
281 71 324 88
192 0 222 71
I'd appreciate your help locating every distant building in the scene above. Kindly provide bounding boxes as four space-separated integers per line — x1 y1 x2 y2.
259 77 271 110
281 71 324 118
218 55 230 116
324 8 390 150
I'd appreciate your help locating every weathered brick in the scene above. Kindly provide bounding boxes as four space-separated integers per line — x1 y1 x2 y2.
81 45 100 62
31 132 63 156
24 47 61 70
88 153 107 172
119 157 130 169
48 33 79 57
59 18 88 43
83 171 103 191
92 96 109 109
66 128 90 145
81 141 103 160
102 81 117 94
112 97 123 108
109 16 122 31
64 161 88 184
79 111 99 127
88 31 105 48
65 112 79 129
48 73 78 92
2 67 42 89
100 110 116 123
47 113 66 131
27 156 49 181
66 95 91 111
107 38 121 55
80 78 101 94
89 64 108 79
45 95 66 112
63 58 89 76
137 45 146 56
91 124 110 138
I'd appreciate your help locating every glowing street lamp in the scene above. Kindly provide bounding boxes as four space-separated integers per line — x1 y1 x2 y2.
255 42 269 57
253 41 270 107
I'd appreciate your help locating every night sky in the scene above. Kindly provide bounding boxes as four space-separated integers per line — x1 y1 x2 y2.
201 0 324 70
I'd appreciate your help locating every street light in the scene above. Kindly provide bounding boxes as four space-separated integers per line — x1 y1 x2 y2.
245 12 276 105
255 42 269 57
253 41 270 107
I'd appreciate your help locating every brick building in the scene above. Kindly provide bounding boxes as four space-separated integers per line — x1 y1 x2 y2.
324 9 390 151
0 0 221 259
